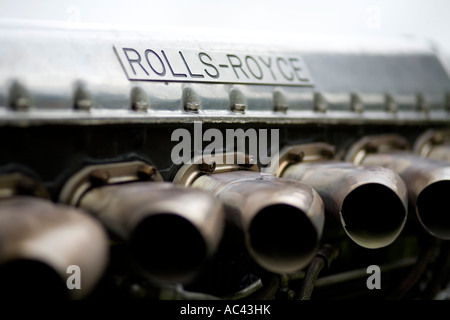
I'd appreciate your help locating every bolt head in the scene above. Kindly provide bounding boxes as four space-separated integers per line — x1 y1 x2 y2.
137 165 157 181
89 170 110 186
199 160 216 172
288 150 305 163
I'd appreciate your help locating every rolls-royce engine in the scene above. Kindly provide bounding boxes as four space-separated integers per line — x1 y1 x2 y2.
1 20 450 302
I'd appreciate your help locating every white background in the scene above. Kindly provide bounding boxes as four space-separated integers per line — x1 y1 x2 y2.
0 0 449 54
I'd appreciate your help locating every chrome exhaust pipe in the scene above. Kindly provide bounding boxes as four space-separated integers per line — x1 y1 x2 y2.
280 161 408 249
78 182 224 283
347 134 450 240
0 196 108 300
60 161 225 283
174 156 325 274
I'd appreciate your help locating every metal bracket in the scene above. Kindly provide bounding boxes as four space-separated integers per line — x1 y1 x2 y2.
0 172 49 199
59 161 163 206
345 134 410 165
413 129 450 157
173 152 259 187
271 142 337 177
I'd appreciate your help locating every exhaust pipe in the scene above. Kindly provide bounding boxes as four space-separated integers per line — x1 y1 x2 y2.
280 161 408 249
78 182 224 283
346 134 450 240
59 161 224 283
0 196 108 300
60 161 224 283
174 156 325 274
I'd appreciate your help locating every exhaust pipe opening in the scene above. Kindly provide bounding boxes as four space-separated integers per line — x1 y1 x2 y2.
175 163 324 274
130 213 208 282
0 259 68 300
280 159 408 249
346 135 450 239
0 196 109 299
248 204 319 273
416 180 450 240
74 182 224 283
341 183 407 248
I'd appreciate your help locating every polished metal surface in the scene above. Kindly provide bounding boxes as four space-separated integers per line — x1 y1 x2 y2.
347 134 450 240
114 46 314 86
281 161 408 249
359 153 450 240
78 181 224 283
0 196 108 299
186 170 325 274
2 18 450 300
58 160 163 206
0 21 449 126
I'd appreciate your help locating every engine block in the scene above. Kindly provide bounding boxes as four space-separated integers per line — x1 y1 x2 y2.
1 20 450 301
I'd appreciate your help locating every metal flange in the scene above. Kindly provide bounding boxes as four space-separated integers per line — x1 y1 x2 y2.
173 152 259 187
59 161 163 205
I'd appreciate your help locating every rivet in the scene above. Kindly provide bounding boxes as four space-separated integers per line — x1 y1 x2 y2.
15 178 38 195
320 145 336 158
273 90 288 112
287 150 305 163
89 170 110 186
137 165 157 181
199 159 216 173
350 93 363 113
365 141 379 153
432 132 444 145
445 92 450 111
274 104 288 113
240 154 255 168
314 92 327 113
385 93 398 113
184 102 200 112
131 87 150 112
416 93 429 112
8 82 31 111
231 103 246 113
74 85 93 111
229 89 247 113
182 87 201 112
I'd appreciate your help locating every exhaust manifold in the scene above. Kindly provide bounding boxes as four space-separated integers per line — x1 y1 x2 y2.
347 134 450 240
174 153 325 274
60 161 225 284
273 143 408 249
0 173 108 299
